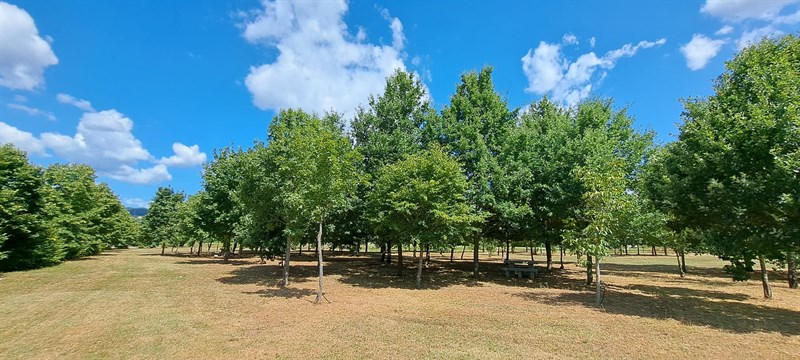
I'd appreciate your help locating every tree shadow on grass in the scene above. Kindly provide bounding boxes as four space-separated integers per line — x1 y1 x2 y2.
601 262 724 277
515 284 800 335
177 258 254 266
217 263 319 286
244 287 316 300
602 262 790 287
335 255 558 290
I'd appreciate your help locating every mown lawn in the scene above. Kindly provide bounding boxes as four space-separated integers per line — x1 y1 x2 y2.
1 247 798 359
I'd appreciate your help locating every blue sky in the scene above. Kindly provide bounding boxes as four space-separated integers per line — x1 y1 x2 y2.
1 0 798 207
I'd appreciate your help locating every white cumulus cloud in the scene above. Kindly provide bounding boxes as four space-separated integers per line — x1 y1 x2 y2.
701 0 797 22
159 142 207 167
0 106 204 185
0 121 47 155
106 164 171 185
240 0 406 119
56 93 96 112
521 38 666 106
681 34 726 71
40 110 151 170
7 103 56 121
0 2 58 90
562 33 578 45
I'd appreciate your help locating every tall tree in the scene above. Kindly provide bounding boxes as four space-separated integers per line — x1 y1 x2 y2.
666 35 799 296
0 145 61 270
140 187 184 254
42 164 103 259
201 147 246 261
436 66 517 276
266 109 361 302
352 69 435 269
177 192 210 255
370 145 483 287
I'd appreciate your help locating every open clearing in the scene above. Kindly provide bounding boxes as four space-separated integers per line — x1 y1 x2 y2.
1 248 798 359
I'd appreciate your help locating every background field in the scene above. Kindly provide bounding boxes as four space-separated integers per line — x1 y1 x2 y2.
1 248 798 359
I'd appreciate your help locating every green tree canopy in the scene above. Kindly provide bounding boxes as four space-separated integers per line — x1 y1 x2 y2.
664 34 799 296
140 187 184 254
0 145 61 271
370 144 483 286
435 66 517 275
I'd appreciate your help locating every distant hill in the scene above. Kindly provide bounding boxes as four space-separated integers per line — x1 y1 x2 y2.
127 207 148 217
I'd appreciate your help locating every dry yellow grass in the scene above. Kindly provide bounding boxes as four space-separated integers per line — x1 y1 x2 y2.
0 247 798 359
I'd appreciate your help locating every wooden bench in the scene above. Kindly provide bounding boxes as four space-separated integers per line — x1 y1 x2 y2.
501 260 538 278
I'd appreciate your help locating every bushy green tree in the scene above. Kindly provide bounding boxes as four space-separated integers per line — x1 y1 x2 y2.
435 66 517 276
370 145 483 287
353 70 435 264
201 147 247 261
43 164 138 257
42 164 101 258
263 109 361 302
140 187 184 254
664 35 799 296
177 192 210 255
0 145 61 270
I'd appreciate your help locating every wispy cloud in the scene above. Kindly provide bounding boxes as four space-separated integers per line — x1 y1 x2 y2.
521 36 666 106
7 103 56 121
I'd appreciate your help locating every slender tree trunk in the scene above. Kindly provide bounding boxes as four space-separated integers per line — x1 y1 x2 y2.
314 221 325 304
282 236 291 286
416 246 425 288
624 243 628 255
595 257 602 305
197 240 203 256
450 247 455 263
161 244 165 255
545 239 552 271
387 240 392 264
397 242 404 276
425 244 430 266
594 257 603 306
788 250 798 289
473 236 480 277
663 246 668 256
758 255 772 299
232 241 238 256
380 243 386 263
530 241 535 263
364 241 368 254
190 244 195 256
586 255 593 285
676 251 685 277
559 245 564 269
223 239 231 262
413 241 417 259
460 245 466 260
505 241 510 261
680 251 687 274
636 245 640 255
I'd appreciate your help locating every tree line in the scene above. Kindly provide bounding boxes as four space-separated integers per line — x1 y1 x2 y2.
0 145 139 271
2 35 796 303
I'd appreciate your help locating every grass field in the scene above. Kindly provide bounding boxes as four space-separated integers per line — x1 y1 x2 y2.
1 247 798 359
